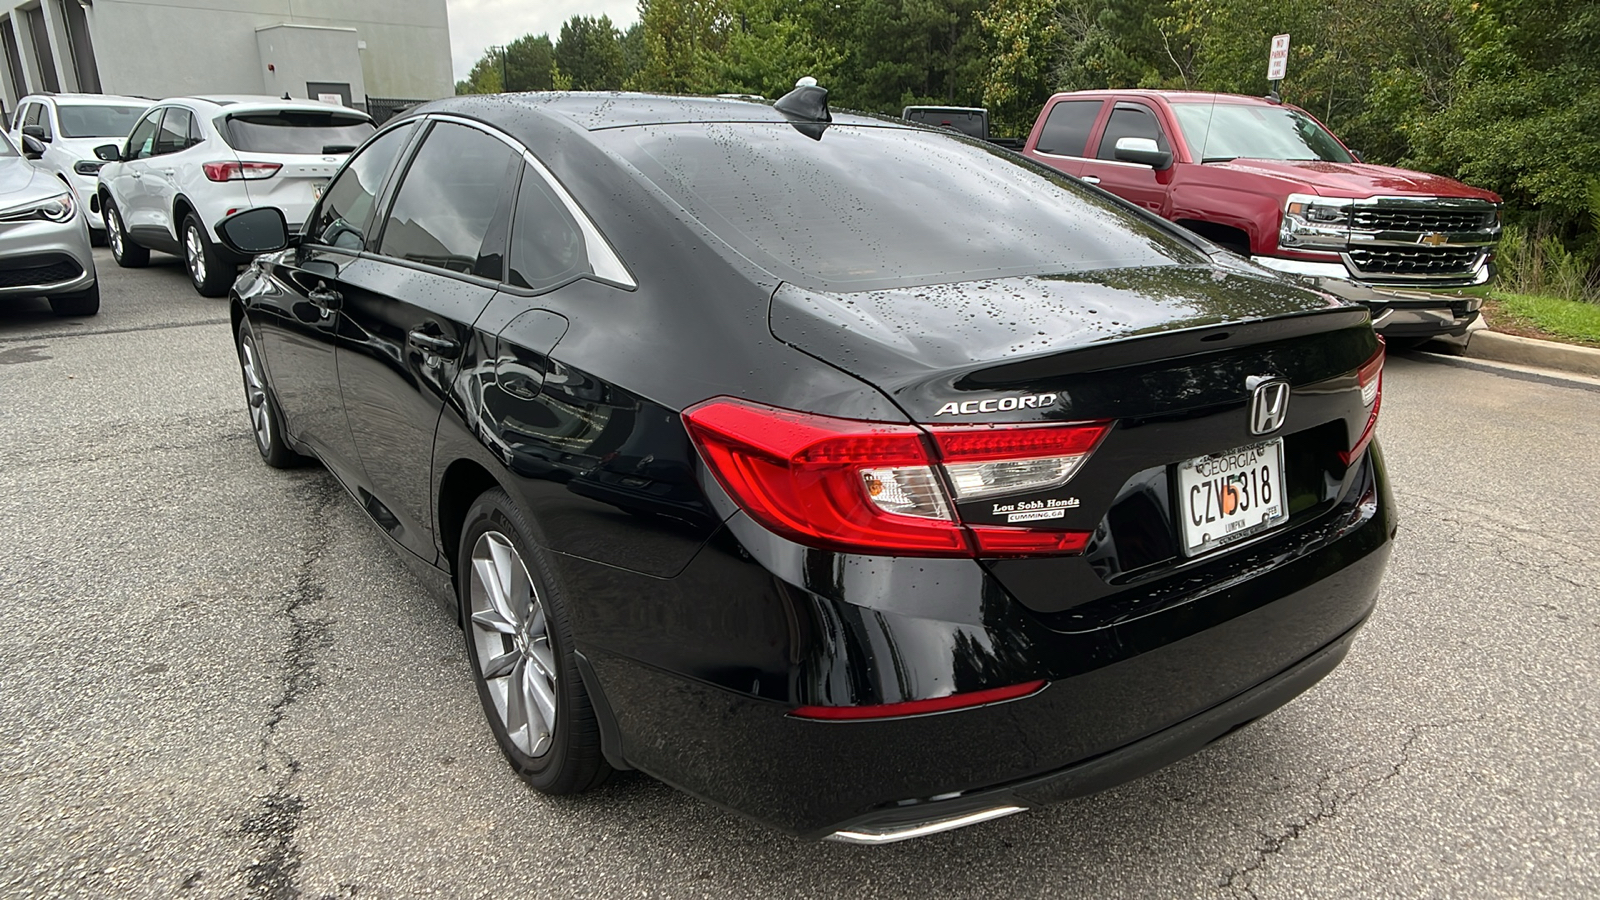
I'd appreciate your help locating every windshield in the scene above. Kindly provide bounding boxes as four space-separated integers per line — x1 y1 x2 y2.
223 111 376 154
57 105 149 138
1170 103 1353 163
598 123 1205 292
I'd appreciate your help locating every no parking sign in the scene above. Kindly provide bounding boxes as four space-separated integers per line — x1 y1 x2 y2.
1268 33 1291 81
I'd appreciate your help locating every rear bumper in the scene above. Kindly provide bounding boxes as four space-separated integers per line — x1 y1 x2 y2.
826 614 1365 842
575 448 1393 838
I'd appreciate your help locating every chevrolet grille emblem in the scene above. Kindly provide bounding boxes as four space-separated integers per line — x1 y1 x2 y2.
1420 233 1449 246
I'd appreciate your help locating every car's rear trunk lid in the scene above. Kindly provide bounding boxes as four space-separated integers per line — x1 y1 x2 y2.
771 265 1381 616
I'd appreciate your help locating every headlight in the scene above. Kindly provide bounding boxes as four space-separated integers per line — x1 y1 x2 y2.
0 191 76 223
74 160 105 176
1280 193 1351 249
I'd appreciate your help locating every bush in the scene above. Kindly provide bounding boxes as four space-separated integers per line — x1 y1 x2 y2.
1495 220 1600 303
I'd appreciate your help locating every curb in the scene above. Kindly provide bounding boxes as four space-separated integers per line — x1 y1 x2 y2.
1460 330 1600 378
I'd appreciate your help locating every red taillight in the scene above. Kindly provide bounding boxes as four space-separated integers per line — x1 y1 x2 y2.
1339 338 1385 465
682 398 1105 558
202 161 282 182
683 399 968 555
789 679 1046 720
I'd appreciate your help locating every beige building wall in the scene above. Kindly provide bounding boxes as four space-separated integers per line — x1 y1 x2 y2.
0 0 451 112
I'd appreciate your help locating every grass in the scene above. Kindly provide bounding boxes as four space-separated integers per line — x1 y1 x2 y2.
1481 292 1600 348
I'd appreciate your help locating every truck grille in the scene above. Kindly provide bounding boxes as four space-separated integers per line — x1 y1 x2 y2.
1352 207 1495 233
1347 246 1483 278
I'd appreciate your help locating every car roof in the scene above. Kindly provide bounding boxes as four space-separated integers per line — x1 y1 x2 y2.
169 95 371 118
416 91 900 133
21 92 151 107
1055 89 1281 107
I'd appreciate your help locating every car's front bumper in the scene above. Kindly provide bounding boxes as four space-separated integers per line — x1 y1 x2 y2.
571 447 1394 839
0 214 96 296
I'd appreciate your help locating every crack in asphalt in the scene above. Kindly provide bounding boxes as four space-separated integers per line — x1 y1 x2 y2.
1218 714 1489 899
0 317 230 344
238 478 341 900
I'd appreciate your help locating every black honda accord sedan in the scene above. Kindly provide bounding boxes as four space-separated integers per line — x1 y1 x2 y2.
218 85 1393 843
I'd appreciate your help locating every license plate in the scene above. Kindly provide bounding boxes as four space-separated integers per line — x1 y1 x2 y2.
1175 439 1287 557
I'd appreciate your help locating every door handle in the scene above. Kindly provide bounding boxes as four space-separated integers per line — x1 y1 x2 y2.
408 330 461 358
130 171 142 179
1080 175 1101 184
160 168 176 178
307 282 341 318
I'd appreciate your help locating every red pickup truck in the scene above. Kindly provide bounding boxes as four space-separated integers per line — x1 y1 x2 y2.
1019 90 1501 338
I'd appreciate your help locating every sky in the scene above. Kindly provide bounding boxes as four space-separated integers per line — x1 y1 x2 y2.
445 0 640 83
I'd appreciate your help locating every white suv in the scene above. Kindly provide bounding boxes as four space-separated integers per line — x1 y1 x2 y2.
9 93 151 240
95 95 375 295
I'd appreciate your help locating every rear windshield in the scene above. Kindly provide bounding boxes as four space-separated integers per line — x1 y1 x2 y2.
598 123 1204 291
1170 102 1352 163
223 111 376 154
58 105 148 138
903 108 986 138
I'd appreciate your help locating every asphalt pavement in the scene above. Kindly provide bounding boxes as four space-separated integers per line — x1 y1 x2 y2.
2 252 1597 899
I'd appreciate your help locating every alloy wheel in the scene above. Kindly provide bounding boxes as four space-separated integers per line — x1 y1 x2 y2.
238 332 272 453
107 208 124 257
185 224 207 286
469 531 558 758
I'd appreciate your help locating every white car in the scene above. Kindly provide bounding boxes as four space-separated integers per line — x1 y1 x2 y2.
94 96 375 295
9 93 151 240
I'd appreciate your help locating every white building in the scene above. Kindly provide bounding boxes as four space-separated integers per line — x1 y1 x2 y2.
0 0 453 116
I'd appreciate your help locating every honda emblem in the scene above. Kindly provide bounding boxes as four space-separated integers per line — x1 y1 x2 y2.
1249 378 1291 435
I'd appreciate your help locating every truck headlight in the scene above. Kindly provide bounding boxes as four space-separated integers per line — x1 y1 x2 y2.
0 191 76 223
1280 193 1351 249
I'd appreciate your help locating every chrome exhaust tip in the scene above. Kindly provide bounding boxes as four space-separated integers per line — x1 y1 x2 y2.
824 805 1026 845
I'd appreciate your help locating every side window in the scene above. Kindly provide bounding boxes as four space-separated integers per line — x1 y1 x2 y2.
508 163 591 291
125 110 162 161
11 104 24 131
23 102 40 127
38 104 52 138
154 107 192 155
378 122 519 276
1035 100 1102 157
1096 106 1169 159
310 122 415 250
187 114 203 146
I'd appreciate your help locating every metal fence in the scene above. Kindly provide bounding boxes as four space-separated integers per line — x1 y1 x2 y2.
365 97 427 125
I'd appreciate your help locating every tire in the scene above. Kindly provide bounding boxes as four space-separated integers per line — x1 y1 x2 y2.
459 488 611 794
104 200 148 268
183 214 233 297
235 318 308 468
48 281 99 317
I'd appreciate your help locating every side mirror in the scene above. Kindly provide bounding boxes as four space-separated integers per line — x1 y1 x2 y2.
93 144 121 162
20 135 44 159
22 124 48 142
217 207 293 256
1113 136 1174 171
1350 149 1365 163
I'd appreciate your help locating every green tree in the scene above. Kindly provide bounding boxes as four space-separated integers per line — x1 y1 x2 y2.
556 15 627 90
505 33 556 92
631 0 729 93
455 48 504 94
979 0 1061 135
1410 0 1600 223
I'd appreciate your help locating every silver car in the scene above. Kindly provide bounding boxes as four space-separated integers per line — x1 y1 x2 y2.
4 131 98 316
